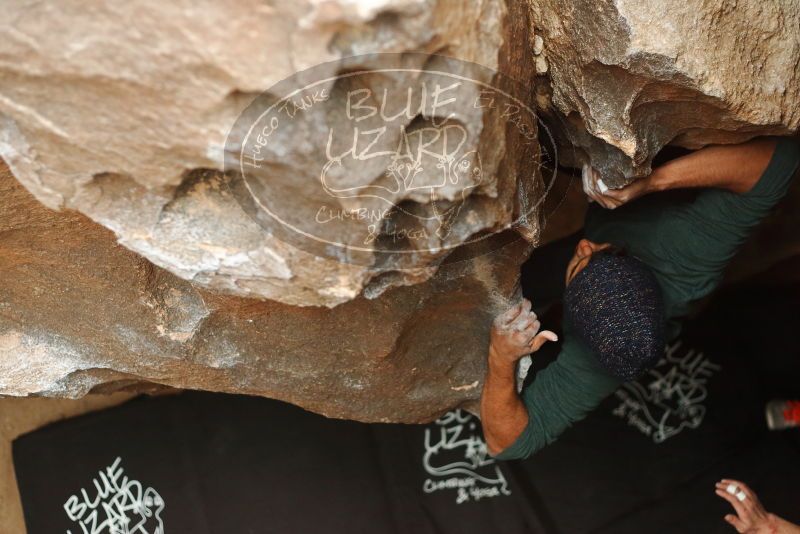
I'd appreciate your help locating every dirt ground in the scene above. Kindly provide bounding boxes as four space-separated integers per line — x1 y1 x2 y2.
0 394 135 533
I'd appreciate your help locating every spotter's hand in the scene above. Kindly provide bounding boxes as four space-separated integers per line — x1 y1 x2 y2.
582 164 651 209
489 299 558 367
714 479 791 534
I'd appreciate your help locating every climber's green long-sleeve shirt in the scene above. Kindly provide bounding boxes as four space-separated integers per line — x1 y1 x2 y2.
495 137 800 460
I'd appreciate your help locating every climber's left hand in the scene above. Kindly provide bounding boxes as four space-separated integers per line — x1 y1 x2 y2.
582 164 652 209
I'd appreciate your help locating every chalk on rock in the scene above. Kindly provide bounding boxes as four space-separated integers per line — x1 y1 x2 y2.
535 55 549 74
533 34 544 55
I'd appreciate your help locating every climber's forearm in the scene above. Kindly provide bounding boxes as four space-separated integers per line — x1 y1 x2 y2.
647 137 778 194
480 346 528 456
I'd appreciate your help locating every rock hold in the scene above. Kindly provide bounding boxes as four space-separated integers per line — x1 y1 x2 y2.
0 0 546 422
0 161 532 421
0 0 543 308
530 0 800 184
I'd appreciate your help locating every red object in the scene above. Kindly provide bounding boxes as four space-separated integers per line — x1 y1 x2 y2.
781 401 800 424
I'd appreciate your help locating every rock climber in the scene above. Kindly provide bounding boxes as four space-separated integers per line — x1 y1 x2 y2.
480 136 800 459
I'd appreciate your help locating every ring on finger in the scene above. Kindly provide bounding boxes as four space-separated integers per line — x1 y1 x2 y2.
736 491 746 502
726 484 738 495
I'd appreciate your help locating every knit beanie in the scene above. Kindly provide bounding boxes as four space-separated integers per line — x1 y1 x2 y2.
564 252 666 381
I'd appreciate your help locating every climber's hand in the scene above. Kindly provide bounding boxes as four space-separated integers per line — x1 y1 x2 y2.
713 479 797 534
582 164 652 209
489 299 557 367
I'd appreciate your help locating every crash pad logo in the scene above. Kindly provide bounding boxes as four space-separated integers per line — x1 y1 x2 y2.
224 53 558 266
63 457 165 534
612 341 721 443
423 410 511 504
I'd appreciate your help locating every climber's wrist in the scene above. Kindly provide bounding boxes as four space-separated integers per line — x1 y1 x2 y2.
487 344 519 376
645 165 675 193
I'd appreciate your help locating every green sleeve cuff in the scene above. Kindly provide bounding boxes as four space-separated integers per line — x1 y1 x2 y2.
491 420 540 461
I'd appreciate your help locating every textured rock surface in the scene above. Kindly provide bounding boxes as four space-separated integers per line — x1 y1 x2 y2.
0 0 545 307
0 136 532 422
530 0 800 184
2 0 800 422
0 0 553 421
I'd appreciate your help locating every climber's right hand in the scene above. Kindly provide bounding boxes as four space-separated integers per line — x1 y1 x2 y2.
489 299 557 367
582 164 653 209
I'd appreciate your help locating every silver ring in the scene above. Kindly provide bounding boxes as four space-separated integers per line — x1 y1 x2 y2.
736 491 747 502
726 484 738 495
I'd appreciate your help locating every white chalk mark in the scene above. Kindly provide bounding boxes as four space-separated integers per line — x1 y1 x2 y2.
450 381 479 391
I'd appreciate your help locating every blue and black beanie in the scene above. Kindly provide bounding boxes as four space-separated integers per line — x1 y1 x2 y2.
564 252 666 381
